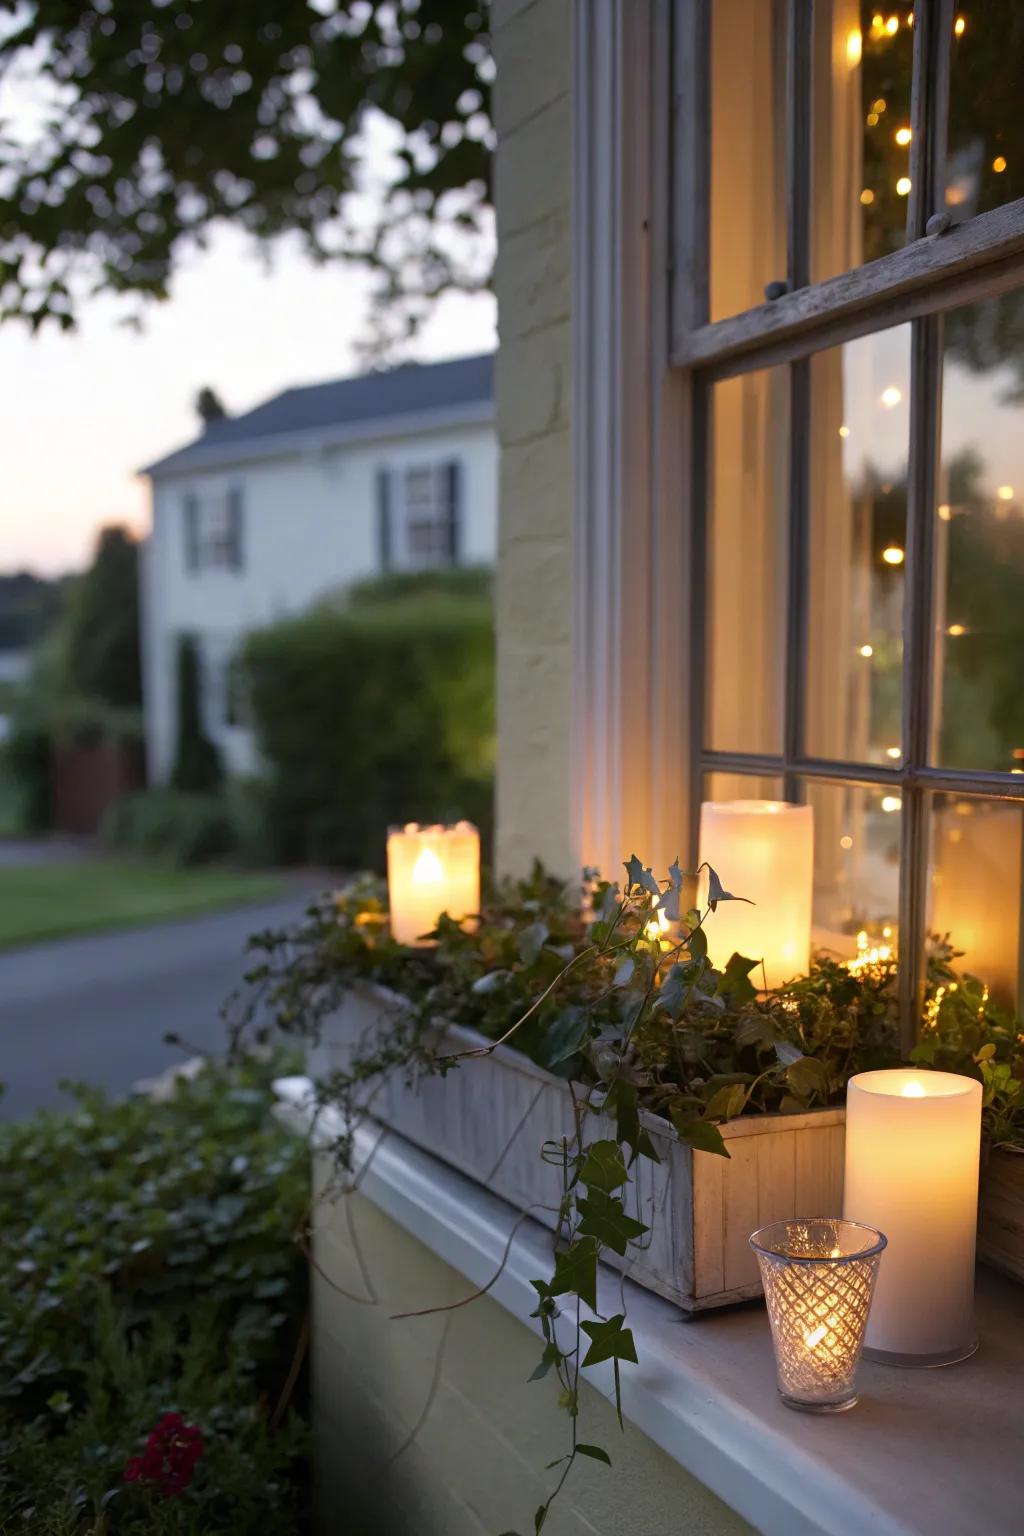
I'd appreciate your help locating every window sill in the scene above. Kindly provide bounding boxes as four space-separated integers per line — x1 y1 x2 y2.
276 1078 1023 1536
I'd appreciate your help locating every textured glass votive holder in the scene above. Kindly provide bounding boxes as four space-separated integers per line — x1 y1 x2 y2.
750 1218 887 1414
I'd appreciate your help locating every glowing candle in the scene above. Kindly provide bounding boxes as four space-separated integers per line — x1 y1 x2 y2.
750 1218 886 1413
698 800 814 986
386 822 480 947
843 1069 982 1365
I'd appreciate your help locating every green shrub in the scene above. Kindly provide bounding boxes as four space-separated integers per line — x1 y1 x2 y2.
0 1054 309 1532
343 564 493 607
101 788 236 866
244 588 494 869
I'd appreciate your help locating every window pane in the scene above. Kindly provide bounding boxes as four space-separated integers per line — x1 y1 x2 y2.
812 2 914 285
709 0 787 321
706 365 788 754
933 295 1024 771
945 3 1024 224
929 793 1023 1011
805 778 901 963
806 325 911 765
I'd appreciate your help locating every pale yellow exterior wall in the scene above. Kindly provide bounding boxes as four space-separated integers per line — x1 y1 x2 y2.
493 0 575 880
312 1173 753 1536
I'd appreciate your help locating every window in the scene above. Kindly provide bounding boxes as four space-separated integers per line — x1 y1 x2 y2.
184 487 243 572
674 0 1024 1038
377 462 462 571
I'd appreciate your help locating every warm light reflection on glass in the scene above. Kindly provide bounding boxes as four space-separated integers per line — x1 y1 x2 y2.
997 485 1015 501
947 623 967 637
846 28 863 66
896 176 912 197
881 795 902 814
993 156 1008 174
895 127 912 146
880 385 902 407
858 644 874 658
886 746 902 760
954 15 966 37
882 545 905 565
938 504 951 521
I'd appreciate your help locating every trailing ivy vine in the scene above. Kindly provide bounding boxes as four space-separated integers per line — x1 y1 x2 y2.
227 855 1024 1535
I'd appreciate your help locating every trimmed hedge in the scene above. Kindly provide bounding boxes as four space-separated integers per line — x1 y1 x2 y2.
244 589 494 870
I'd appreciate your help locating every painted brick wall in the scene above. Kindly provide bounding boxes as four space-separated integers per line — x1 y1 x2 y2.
311 1168 753 1536
493 0 575 880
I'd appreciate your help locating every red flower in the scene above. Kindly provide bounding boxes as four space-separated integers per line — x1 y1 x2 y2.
123 1412 204 1497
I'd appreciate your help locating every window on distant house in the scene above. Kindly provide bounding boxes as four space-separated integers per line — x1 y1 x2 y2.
183 487 244 572
376 461 462 571
672 0 1024 1025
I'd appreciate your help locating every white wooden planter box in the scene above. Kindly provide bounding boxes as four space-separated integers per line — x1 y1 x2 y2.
311 982 846 1312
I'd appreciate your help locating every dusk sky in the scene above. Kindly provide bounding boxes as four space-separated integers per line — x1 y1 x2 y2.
0 225 496 577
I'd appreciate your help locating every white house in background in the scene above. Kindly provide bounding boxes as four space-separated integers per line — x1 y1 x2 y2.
140 352 496 783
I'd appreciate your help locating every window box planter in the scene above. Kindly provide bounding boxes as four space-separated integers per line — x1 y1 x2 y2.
311 981 846 1313
978 1147 1024 1285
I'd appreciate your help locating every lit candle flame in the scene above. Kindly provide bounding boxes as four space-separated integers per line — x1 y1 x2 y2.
412 847 445 886
804 1323 828 1349
901 1081 926 1098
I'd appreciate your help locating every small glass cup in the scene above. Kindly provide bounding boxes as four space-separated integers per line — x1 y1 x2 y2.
749 1217 887 1414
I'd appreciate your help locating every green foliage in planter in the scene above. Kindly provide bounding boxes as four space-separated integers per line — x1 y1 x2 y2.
0 1054 309 1532
242 588 494 870
229 858 1024 1534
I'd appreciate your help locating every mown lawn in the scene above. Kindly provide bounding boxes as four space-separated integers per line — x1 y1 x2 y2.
0 859 284 950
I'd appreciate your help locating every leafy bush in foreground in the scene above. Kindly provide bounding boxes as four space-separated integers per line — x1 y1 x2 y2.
0 1055 309 1534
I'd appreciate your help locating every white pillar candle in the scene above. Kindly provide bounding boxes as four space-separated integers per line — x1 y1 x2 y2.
698 800 814 987
843 1069 982 1365
386 822 480 947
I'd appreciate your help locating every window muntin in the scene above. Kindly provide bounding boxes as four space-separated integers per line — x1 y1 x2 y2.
675 0 1024 1035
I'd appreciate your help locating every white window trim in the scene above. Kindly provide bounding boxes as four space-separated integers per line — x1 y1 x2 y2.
571 0 692 877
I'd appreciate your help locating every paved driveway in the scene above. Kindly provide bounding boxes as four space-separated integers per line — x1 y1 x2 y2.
0 890 319 1121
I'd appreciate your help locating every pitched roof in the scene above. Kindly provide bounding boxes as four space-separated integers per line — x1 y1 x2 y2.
142 351 495 478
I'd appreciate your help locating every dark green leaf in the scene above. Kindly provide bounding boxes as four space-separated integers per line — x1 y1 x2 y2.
529 1342 563 1382
673 1116 730 1157
580 1140 629 1193
580 1313 638 1368
716 952 759 1003
550 1238 599 1310
576 1190 649 1255
576 1443 612 1466
613 954 635 987
785 1055 830 1100
702 1083 747 1123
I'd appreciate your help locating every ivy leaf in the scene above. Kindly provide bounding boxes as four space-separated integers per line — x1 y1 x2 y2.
702 1083 748 1122
704 865 753 913
576 1443 612 1467
550 1237 599 1310
685 924 708 964
623 855 660 897
529 1341 564 1382
774 1039 803 1067
580 1313 638 1369
518 920 550 966
580 1140 629 1193
654 963 689 1017
603 1078 639 1157
785 1055 830 1101
660 860 686 921
717 953 759 1003
541 1008 591 1069
735 1011 776 1048
576 1189 649 1255
672 1115 730 1158
613 954 635 988
535 1505 547 1534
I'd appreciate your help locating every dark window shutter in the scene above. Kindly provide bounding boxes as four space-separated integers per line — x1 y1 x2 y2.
227 485 244 571
444 460 462 566
376 467 393 571
183 493 200 572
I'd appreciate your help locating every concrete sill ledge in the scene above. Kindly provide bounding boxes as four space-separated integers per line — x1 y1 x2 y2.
275 1077 1024 1536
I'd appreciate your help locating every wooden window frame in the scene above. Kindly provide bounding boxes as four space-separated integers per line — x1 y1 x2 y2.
671 0 1024 1045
